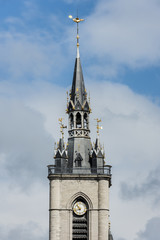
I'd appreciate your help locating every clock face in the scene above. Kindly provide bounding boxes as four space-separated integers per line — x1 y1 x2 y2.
73 201 87 216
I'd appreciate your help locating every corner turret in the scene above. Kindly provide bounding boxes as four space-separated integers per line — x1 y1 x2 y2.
54 119 68 173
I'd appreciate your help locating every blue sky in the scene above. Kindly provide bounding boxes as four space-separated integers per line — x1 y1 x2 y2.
0 1 160 240
0 0 160 97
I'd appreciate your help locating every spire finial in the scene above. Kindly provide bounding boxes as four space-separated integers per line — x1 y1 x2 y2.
59 118 67 139
109 220 111 230
94 118 103 138
69 14 84 58
66 91 69 104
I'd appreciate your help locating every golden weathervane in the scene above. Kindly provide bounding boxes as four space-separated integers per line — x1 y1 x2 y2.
68 15 84 47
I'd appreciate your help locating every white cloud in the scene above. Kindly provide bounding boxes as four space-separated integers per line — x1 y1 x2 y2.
82 0 160 69
0 30 65 80
89 80 160 168
23 0 40 20
5 17 24 26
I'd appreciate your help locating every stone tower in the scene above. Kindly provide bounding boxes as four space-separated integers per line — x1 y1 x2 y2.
48 16 113 240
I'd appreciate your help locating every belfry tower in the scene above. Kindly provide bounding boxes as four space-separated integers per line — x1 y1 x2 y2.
48 16 113 240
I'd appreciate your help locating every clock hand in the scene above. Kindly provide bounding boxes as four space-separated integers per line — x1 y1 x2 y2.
77 204 81 210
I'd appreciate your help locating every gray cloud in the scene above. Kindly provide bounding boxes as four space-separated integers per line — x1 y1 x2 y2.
120 166 160 205
0 97 53 189
0 222 48 240
136 217 160 240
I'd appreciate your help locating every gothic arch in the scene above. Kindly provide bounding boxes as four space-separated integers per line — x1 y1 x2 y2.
76 112 82 128
84 112 88 129
69 113 74 129
69 192 92 240
67 191 93 209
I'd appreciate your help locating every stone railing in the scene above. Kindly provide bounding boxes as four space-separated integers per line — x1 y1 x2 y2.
47 165 112 176
68 129 90 138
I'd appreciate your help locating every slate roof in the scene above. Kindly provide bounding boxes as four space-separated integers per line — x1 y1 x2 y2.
70 56 86 105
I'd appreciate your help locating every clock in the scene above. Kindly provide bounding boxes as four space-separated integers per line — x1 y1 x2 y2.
73 201 87 216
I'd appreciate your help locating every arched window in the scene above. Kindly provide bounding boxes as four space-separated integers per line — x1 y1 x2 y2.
76 112 82 128
84 113 88 129
70 113 74 129
72 197 89 240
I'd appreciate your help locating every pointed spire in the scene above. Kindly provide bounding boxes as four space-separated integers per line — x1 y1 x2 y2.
58 138 65 152
77 44 80 58
69 15 85 105
94 138 100 151
71 57 86 105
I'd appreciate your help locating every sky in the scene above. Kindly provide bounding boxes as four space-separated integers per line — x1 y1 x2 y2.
0 0 160 239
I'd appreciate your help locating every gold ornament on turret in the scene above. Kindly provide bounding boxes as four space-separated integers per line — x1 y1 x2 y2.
94 118 103 137
66 91 69 113
66 91 69 104
88 92 92 113
58 118 67 139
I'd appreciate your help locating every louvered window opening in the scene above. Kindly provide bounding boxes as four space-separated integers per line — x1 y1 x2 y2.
72 212 88 240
